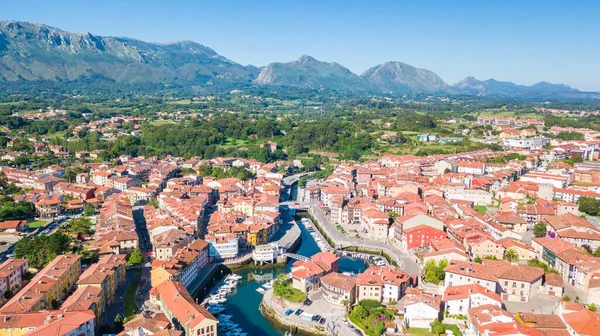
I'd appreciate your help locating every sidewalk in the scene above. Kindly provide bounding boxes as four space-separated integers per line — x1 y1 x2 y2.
308 205 420 275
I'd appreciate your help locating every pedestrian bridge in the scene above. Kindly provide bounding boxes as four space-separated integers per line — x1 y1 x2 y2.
282 253 310 262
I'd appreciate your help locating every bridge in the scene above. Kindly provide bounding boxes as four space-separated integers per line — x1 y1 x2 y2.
282 253 310 262
280 201 312 210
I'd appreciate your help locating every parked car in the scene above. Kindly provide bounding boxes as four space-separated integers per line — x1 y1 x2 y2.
284 309 293 316
294 309 303 316
319 317 326 324
312 315 321 322
304 299 312 306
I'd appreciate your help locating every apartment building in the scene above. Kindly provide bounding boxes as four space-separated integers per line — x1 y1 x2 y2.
0 255 81 314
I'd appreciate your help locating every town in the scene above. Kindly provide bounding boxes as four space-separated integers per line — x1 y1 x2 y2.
2 5 600 335
0 107 598 336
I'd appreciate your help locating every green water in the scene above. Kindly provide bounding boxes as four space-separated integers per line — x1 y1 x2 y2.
198 212 366 336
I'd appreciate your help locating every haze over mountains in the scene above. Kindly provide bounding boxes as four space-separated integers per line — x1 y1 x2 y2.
0 21 597 99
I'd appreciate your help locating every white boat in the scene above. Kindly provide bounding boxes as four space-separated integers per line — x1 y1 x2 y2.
262 282 272 289
229 274 242 281
256 287 266 294
208 295 227 304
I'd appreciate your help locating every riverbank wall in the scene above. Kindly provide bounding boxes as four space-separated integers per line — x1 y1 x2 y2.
306 206 405 268
191 209 302 297
260 295 326 336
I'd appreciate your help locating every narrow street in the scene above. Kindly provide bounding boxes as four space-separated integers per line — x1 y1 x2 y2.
133 208 152 312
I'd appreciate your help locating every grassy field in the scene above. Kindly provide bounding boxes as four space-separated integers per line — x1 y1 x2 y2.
407 328 434 336
149 120 177 126
221 137 250 149
124 269 142 318
27 221 47 229
280 288 306 303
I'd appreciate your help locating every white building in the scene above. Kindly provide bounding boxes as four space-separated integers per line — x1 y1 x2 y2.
205 234 239 260
443 284 502 316
503 136 549 149
403 289 441 329
252 243 280 263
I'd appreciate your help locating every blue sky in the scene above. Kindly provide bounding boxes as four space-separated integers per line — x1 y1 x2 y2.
2 0 599 90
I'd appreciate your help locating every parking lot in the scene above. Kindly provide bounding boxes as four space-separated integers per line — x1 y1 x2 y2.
264 287 363 335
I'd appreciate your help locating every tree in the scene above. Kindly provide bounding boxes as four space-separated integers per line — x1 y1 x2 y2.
503 248 519 262
424 259 448 284
77 127 89 139
444 168 452 174
342 299 350 313
588 303 598 312
388 212 401 223
433 324 446 335
114 314 123 329
66 217 93 236
0 172 8 192
4 290 13 300
533 222 548 238
425 270 440 284
474 256 483 264
148 197 160 209
127 248 143 266
64 169 77 183
83 204 96 216
352 305 369 319
578 196 600 216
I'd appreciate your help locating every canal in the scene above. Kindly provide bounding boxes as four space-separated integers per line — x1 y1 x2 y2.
197 212 367 336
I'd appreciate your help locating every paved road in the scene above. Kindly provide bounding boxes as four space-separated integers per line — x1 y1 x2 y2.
133 208 152 312
307 204 420 275
280 173 308 202
101 270 135 325
263 288 360 336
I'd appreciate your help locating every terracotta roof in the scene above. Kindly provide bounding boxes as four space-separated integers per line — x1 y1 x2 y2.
151 280 217 329
483 259 544 283
445 261 498 283
23 310 95 336
544 273 564 287
443 283 501 303
562 310 600 335
320 272 356 292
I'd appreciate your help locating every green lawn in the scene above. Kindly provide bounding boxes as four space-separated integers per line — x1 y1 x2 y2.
474 205 487 214
124 270 142 318
221 137 250 149
280 288 306 303
27 221 47 229
149 120 177 126
407 328 434 336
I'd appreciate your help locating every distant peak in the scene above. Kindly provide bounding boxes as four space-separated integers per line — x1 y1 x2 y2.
297 54 316 63
383 61 409 67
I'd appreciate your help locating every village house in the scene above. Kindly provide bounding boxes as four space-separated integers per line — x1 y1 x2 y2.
320 272 357 306
443 283 502 316
403 288 441 329
483 259 544 302
355 266 411 303
150 280 218 336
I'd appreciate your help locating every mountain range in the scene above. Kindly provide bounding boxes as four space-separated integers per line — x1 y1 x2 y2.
0 20 597 100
